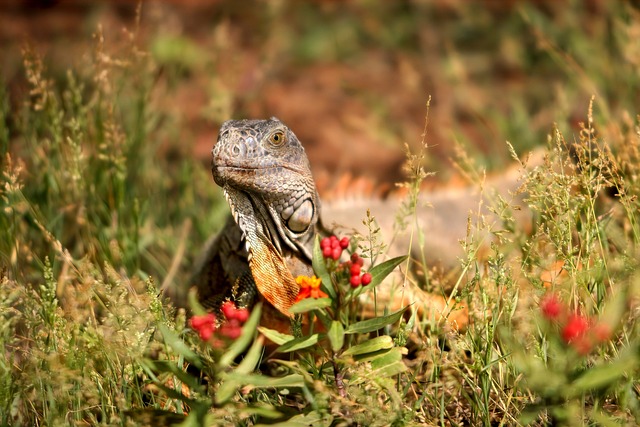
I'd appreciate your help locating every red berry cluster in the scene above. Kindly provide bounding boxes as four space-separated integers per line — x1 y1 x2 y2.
219 301 249 339
540 293 612 355
190 313 216 341
320 235 350 260
321 235 372 288
347 253 372 288
189 301 249 343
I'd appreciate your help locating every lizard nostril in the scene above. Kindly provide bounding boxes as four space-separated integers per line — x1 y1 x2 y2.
231 144 241 156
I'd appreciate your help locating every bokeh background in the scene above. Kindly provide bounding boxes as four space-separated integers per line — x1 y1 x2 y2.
3 0 638 190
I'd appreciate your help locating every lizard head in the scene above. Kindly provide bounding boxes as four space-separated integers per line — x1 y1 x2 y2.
212 117 320 260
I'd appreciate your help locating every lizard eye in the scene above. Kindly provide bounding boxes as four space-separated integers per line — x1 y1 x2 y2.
269 131 286 147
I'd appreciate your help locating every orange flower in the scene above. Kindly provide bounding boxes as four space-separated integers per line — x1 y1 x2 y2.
295 275 328 302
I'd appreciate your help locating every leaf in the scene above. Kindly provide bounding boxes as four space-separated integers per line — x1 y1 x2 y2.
219 303 262 368
215 376 240 405
345 306 408 334
258 327 294 345
235 336 264 375
571 350 638 393
238 405 283 420
289 297 332 314
277 334 319 353
352 361 407 384
341 335 393 357
370 346 405 369
187 287 208 316
146 360 205 394
352 255 407 298
158 324 202 369
369 360 407 378
256 411 332 427
312 236 336 299
224 372 305 388
327 321 345 352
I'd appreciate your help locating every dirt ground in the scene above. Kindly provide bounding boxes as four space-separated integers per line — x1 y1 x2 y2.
0 0 618 191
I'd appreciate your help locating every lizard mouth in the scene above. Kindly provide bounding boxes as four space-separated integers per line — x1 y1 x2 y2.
215 164 308 174
213 164 308 187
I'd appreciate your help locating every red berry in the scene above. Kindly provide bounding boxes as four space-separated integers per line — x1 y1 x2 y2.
190 313 216 329
572 335 593 355
562 314 590 343
234 308 250 323
361 272 372 285
339 237 350 249
593 323 612 343
331 247 342 260
350 274 361 287
330 235 338 243
221 301 236 320
540 293 563 321
220 320 242 339
350 263 361 276
190 313 217 341
323 246 333 258
320 237 331 249
351 253 364 266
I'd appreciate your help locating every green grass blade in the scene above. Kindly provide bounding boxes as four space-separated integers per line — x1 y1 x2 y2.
219 303 262 368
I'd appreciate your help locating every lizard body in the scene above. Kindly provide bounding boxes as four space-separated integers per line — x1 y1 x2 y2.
193 118 319 318
192 118 533 328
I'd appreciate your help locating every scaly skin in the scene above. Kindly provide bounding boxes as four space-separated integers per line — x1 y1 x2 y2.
192 117 489 330
194 118 320 318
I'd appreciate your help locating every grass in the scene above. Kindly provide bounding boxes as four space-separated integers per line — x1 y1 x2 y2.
1 2 640 426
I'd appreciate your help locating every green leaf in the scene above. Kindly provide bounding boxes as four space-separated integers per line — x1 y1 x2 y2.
571 350 638 393
277 334 319 353
235 336 264 375
370 360 407 378
312 236 336 299
238 405 282 420
352 255 407 298
345 306 408 334
145 359 205 394
219 303 262 368
327 321 345 352
342 335 393 357
289 297 332 314
224 372 305 388
215 377 240 405
370 346 405 369
256 411 332 427
158 324 202 369
258 327 294 345
187 287 207 316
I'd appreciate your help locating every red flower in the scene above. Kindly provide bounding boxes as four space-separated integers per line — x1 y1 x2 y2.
540 293 564 321
562 314 590 343
295 275 328 302
190 313 217 341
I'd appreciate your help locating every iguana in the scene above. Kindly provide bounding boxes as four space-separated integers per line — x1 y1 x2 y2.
192 117 532 329
191 117 320 326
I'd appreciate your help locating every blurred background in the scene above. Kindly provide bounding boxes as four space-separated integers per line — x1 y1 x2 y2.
3 0 638 190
